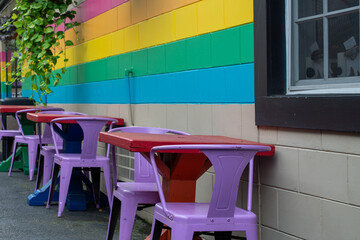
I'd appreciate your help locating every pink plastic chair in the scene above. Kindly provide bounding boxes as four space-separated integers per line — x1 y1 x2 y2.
7 107 64 180
46 116 117 217
106 127 190 240
149 144 271 240
35 111 88 190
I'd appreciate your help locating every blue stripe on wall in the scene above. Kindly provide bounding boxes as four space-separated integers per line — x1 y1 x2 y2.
23 64 255 104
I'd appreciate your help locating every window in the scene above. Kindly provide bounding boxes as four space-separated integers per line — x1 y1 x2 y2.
254 0 360 132
287 0 360 94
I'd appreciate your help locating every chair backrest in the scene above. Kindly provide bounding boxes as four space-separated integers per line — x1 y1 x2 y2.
107 126 190 184
50 117 118 159
40 111 88 145
15 107 64 136
149 144 271 221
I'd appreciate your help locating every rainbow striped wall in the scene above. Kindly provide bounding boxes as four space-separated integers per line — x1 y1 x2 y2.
0 52 12 99
23 0 255 104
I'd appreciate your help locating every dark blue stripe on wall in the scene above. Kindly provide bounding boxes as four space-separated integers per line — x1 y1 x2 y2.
23 64 255 104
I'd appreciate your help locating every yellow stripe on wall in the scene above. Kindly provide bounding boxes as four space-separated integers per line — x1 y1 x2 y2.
56 0 253 69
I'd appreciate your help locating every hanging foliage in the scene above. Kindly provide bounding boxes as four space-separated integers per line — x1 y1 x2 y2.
1 0 79 104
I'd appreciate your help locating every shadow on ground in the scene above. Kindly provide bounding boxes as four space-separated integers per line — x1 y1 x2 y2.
0 170 151 240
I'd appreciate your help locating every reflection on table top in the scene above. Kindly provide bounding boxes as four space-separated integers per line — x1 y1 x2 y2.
27 113 125 126
99 132 275 156
0 105 52 113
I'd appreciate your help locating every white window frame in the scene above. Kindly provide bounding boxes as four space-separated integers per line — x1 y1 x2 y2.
286 0 360 94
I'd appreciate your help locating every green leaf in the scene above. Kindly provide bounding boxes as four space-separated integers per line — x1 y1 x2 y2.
54 79 59 86
55 73 61 79
31 84 38 90
25 71 32 78
65 40 73 46
13 21 22 28
35 35 43 42
45 27 53 33
11 13 18 19
65 23 73 29
43 42 51 49
64 58 69 62
25 42 32 48
34 18 43 25
55 19 63 26
61 68 66 74
28 22 35 28
32 3 43 9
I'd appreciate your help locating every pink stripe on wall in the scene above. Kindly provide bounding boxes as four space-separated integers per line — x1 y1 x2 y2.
0 52 12 62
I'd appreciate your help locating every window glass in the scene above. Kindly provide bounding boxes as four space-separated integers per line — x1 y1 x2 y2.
298 0 323 18
298 20 324 80
328 12 359 78
329 0 358 12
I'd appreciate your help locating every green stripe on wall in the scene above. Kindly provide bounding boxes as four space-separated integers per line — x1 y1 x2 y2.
24 24 254 89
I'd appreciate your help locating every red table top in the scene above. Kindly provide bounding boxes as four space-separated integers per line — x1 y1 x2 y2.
27 113 125 126
0 105 50 113
99 132 275 156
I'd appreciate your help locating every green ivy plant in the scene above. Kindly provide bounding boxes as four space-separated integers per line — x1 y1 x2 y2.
1 0 80 104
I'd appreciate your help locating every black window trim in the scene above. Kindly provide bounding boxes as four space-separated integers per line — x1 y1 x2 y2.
254 0 360 133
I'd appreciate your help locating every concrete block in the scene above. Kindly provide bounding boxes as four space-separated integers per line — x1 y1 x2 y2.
155 13 175 45
299 150 348 203
147 104 167 128
187 104 212 134
166 104 188 133
259 126 278 144
260 186 278 229
261 227 301 240
195 172 214 203
241 104 258 141
322 200 360 240
260 146 299 191
322 131 360 155
175 3 198 40
197 0 224 35
277 128 322 149
212 104 242 138
278 191 322 240
348 155 360 206
139 19 156 49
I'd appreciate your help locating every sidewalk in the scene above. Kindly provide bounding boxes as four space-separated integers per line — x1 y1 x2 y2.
0 170 151 240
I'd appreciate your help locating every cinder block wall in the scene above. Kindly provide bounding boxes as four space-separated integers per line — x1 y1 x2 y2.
35 0 360 239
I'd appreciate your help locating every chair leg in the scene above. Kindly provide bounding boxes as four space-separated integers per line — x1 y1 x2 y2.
150 219 164 240
42 151 55 184
57 164 73 217
35 155 44 190
28 142 39 181
118 198 138 240
102 164 113 207
170 226 194 240
245 224 258 240
47 163 60 208
7 140 18 177
91 168 101 208
106 195 121 240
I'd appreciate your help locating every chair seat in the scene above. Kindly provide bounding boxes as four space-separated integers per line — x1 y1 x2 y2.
41 145 63 152
55 153 109 162
15 134 40 142
0 130 21 137
114 182 159 200
154 203 257 224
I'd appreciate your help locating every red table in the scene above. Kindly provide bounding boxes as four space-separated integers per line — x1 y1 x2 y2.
27 113 125 126
99 132 274 202
0 105 58 172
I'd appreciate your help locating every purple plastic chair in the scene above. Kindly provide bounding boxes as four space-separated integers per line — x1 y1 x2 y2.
46 116 117 217
106 127 190 240
35 111 88 190
149 144 271 240
7 107 64 180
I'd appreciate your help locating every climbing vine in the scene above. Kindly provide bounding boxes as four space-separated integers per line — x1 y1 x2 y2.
1 0 79 104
